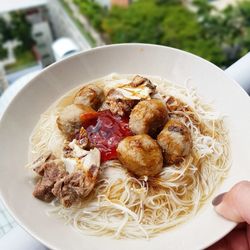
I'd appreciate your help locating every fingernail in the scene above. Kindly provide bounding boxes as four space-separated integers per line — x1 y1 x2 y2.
212 192 226 206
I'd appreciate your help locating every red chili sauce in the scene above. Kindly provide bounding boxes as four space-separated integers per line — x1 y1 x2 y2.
80 110 132 162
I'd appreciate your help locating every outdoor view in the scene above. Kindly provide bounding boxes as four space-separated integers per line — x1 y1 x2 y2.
0 0 250 95
0 12 36 72
71 0 250 67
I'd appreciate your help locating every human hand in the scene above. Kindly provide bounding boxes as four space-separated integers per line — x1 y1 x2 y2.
207 181 250 250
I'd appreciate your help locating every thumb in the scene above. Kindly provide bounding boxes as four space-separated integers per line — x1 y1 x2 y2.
212 181 250 224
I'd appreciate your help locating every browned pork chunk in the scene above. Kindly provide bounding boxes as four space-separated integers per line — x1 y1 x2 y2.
117 134 163 177
33 160 67 202
129 99 168 137
74 84 104 110
57 104 94 139
32 150 100 207
157 119 192 165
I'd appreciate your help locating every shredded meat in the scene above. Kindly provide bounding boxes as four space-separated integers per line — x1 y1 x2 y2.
52 165 99 207
33 160 67 202
105 98 138 116
102 89 138 116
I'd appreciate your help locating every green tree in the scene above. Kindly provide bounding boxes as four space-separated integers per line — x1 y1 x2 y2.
75 0 250 67
160 6 200 48
102 0 165 43
102 0 225 65
193 0 213 18
0 17 13 42
0 17 11 59
74 0 107 30
194 0 246 66
237 0 250 55
160 5 225 65
10 12 34 50
155 0 181 5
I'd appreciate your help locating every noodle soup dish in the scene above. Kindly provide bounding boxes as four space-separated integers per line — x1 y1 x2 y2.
27 73 229 239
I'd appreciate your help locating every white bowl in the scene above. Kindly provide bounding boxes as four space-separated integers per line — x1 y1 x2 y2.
0 44 250 250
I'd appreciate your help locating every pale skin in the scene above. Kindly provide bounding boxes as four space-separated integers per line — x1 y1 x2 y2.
207 181 250 250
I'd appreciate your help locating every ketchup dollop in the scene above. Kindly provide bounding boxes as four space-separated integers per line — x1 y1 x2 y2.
82 110 132 162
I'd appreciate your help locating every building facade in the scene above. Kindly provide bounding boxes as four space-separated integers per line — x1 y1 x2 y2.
32 21 55 66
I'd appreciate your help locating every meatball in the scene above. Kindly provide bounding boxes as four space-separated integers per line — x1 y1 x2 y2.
117 134 163 177
57 104 94 139
74 84 104 110
157 119 192 165
129 99 168 137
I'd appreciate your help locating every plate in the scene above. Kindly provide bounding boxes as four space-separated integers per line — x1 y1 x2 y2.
0 44 250 250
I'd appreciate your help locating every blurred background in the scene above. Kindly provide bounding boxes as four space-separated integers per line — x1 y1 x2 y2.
0 0 250 96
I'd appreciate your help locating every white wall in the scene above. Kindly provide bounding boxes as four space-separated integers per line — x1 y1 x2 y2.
32 21 55 66
47 0 91 51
